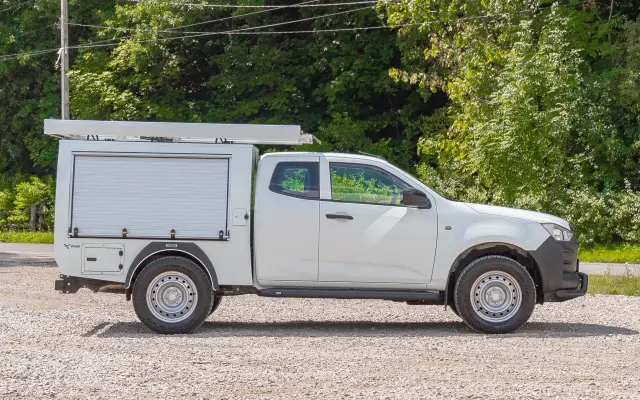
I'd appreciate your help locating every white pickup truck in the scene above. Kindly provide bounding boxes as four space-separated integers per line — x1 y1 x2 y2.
48 119 587 335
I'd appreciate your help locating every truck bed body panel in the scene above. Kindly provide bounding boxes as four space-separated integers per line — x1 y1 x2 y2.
71 154 229 238
54 140 255 286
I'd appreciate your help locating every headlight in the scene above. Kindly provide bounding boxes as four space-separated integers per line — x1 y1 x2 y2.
542 223 573 241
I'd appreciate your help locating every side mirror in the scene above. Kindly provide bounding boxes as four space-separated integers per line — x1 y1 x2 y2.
402 188 431 209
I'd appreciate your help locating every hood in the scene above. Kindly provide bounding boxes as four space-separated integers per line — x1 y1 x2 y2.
464 202 571 230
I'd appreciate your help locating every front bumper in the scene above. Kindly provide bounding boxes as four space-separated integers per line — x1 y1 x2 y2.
530 235 588 303
553 272 588 301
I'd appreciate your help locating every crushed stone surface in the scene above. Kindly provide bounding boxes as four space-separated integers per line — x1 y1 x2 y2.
1 264 639 399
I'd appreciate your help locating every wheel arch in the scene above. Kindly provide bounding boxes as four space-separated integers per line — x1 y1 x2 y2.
125 242 219 300
444 242 543 306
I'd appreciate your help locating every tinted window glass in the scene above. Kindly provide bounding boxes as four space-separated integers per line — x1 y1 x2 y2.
269 161 319 200
330 162 410 205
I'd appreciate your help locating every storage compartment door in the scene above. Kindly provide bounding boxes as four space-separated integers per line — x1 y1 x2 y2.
71 155 229 239
82 244 124 274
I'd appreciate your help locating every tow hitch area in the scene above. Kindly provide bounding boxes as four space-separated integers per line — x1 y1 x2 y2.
55 275 123 294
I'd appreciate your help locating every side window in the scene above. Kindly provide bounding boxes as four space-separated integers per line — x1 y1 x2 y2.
269 161 319 200
330 162 410 206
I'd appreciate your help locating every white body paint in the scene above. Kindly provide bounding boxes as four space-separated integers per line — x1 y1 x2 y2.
54 143 563 292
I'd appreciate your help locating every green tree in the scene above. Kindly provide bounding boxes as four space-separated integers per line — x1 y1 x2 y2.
0 0 116 179
69 1 433 169
9 175 54 224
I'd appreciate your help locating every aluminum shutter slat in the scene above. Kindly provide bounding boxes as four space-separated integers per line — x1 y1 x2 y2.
71 155 229 238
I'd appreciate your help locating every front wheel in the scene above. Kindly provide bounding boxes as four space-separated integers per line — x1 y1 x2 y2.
454 255 536 334
132 256 214 334
448 303 459 317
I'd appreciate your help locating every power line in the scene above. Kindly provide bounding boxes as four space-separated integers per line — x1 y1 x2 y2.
121 0 392 8
0 15 503 61
0 24 413 62
0 2 610 62
0 4 373 60
3 23 57 39
68 22 217 35
169 0 321 31
68 4 379 36
79 0 394 46
89 4 375 41
70 0 323 49
69 20 399 36
0 48 56 60
0 0 613 44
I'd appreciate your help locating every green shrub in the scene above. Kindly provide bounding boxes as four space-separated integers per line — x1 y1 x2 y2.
0 231 54 244
611 188 640 243
8 176 55 228
548 187 617 246
0 189 14 226
0 189 13 211
548 188 640 246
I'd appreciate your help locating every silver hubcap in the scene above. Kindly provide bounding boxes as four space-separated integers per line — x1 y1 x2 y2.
146 272 198 323
471 271 522 323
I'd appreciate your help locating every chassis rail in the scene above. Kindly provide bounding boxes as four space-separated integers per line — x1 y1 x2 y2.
55 275 124 294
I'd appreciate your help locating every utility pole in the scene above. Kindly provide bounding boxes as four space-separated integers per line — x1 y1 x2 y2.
60 0 70 119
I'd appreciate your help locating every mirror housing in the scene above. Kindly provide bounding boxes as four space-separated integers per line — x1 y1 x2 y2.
402 188 431 209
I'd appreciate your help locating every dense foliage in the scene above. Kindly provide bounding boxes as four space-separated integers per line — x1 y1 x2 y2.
0 0 639 244
386 0 640 243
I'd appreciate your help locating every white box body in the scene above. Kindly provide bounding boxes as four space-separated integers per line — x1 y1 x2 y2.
54 140 257 286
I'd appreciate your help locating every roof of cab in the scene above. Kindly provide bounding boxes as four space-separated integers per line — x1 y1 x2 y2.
261 152 388 163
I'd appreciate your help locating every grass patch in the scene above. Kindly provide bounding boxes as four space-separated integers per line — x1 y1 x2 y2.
579 244 640 263
0 231 54 244
588 273 640 296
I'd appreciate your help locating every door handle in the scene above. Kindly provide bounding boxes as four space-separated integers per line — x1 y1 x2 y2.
326 213 353 220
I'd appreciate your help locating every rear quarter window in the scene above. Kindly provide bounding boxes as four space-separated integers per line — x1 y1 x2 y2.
269 161 319 200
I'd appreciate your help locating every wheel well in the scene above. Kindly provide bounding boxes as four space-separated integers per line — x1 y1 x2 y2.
125 250 211 301
445 243 543 306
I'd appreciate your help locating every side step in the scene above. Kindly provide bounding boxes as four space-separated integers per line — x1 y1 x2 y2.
258 288 444 303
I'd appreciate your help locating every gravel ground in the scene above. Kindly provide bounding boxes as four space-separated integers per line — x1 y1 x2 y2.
1 264 640 399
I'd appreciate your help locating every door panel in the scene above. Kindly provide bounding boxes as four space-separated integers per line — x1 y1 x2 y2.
72 155 228 238
318 159 437 284
319 202 435 283
254 157 320 283
82 244 124 275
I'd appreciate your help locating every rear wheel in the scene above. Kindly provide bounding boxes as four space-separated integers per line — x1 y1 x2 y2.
132 256 213 334
454 255 536 334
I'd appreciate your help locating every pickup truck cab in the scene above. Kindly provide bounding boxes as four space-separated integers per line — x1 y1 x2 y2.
48 119 588 334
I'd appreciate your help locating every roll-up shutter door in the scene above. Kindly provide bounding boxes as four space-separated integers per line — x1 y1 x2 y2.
71 155 229 239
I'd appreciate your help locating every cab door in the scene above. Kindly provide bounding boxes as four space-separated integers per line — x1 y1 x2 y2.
318 156 437 285
254 155 320 284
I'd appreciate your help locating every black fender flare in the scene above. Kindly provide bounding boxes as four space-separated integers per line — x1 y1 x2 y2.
443 242 535 305
125 242 219 291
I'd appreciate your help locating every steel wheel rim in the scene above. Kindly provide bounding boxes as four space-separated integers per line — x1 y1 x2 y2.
146 271 198 323
470 271 522 323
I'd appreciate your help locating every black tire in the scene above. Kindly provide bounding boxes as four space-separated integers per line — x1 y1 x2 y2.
132 256 214 334
454 255 536 334
448 303 459 317
209 295 223 316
